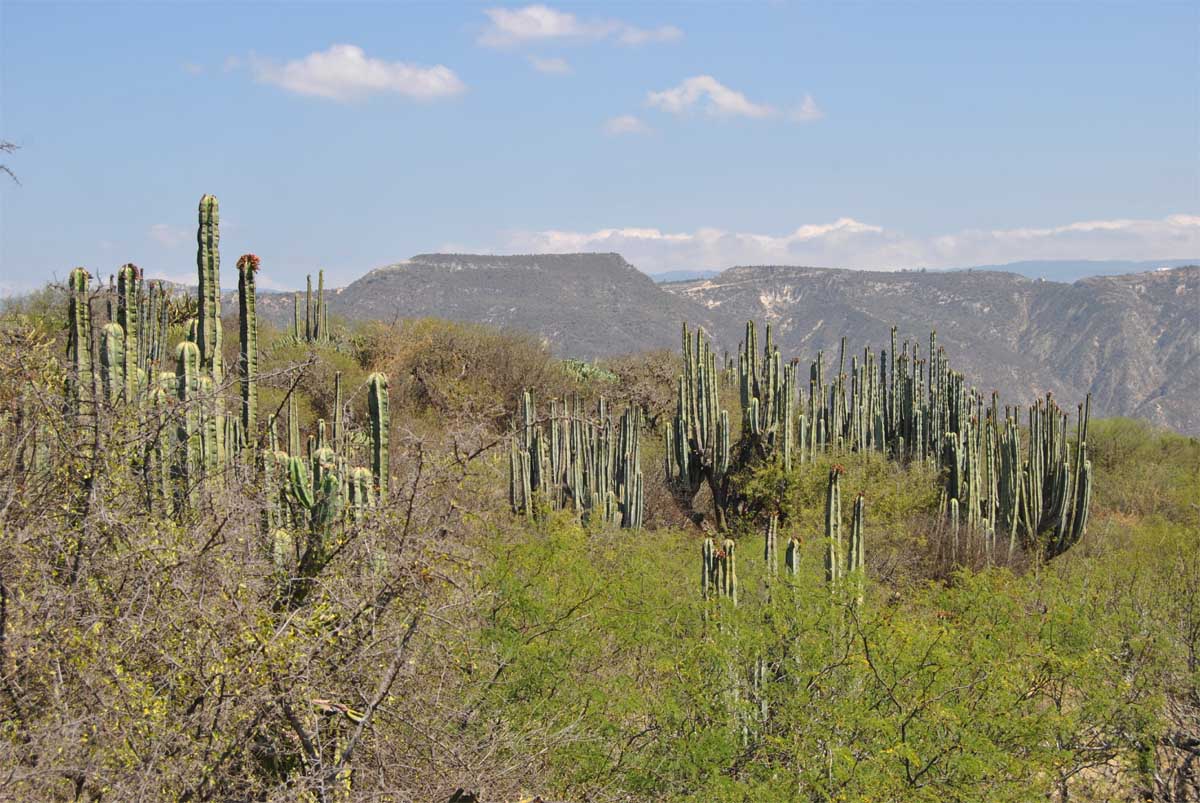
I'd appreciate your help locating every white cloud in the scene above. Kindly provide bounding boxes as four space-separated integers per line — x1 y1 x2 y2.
616 24 683 45
149 223 191 249
493 214 1200 273
529 55 571 74
480 5 681 47
647 75 777 119
251 44 465 101
604 114 651 135
790 93 824 122
182 62 204 76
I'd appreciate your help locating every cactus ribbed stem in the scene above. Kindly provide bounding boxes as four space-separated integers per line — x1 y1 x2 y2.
824 466 843 587
237 254 260 447
196 195 221 379
368 372 389 499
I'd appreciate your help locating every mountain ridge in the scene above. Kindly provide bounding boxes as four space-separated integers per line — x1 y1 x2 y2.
248 253 1198 434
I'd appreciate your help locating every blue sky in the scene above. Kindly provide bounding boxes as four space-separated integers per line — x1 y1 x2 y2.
1 1 1197 293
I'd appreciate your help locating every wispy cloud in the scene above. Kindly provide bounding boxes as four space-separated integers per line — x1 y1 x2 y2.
494 214 1200 272
480 5 681 47
790 94 824 122
647 75 776 119
149 223 191 249
250 44 465 102
182 62 205 76
529 55 571 74
604 114 651 135
645 76 823 123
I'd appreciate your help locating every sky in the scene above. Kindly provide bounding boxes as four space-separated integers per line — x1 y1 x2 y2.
1 0 1197 294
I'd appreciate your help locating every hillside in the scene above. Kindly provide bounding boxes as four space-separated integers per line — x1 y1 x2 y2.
325 253 719 358
251 255 1198 434
666 264 1200 434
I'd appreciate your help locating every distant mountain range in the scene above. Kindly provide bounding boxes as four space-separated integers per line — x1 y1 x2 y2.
248 254 1199 435
649 269 722 283
947 258 1199 283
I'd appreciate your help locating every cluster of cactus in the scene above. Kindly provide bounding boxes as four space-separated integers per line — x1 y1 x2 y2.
737 321 798 471
664 324 732 527
293 270 331 343
508 391 644 528
61 196 394 549
818 467 864 601
66 264 175 414
263 386 382 594
671 320 1093 560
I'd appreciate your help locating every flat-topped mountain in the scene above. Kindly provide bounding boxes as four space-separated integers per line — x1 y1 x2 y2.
325 253 718 358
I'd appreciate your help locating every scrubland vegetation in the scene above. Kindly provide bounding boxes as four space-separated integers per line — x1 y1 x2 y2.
0 198 1197 802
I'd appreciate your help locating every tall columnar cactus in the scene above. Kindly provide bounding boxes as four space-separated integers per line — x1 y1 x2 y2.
666 324 732 528
824 466 843 587
764 514 779 579
333 371 344 451
175 341 202 510
785 535 801 576
508 392 644 528
315 269 326 342
702 536 738 608
848 492 865 606
738 321 797 468
288 392 301 457
368 372 389 499
66 267 93 418
237 254 260 445
99 322 126 405
116 263 140 401
196 194 221 379
718 538 737 607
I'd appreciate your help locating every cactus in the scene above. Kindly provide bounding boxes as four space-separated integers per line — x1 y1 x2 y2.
315 269 326 342
196 195 221 379
368 372 389 499
848 492 865 606
66 267 93 418
784 535 801 577
718 538 737 607
237 254 260 446
509 392 643 528
666 324 733 529
174 341 202 510
116 264 140 401
824 466 843 587
99 322 125 405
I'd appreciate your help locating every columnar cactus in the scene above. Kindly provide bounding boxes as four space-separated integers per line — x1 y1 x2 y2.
508 392 644 528
824 466 843 587
237 254 260 445
175 341 202 510
368 372 389 499
848 492 865 606
66 267 93 418
196 195 221 380
666 324 732 529
116 263 140 401
99 322 125 405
